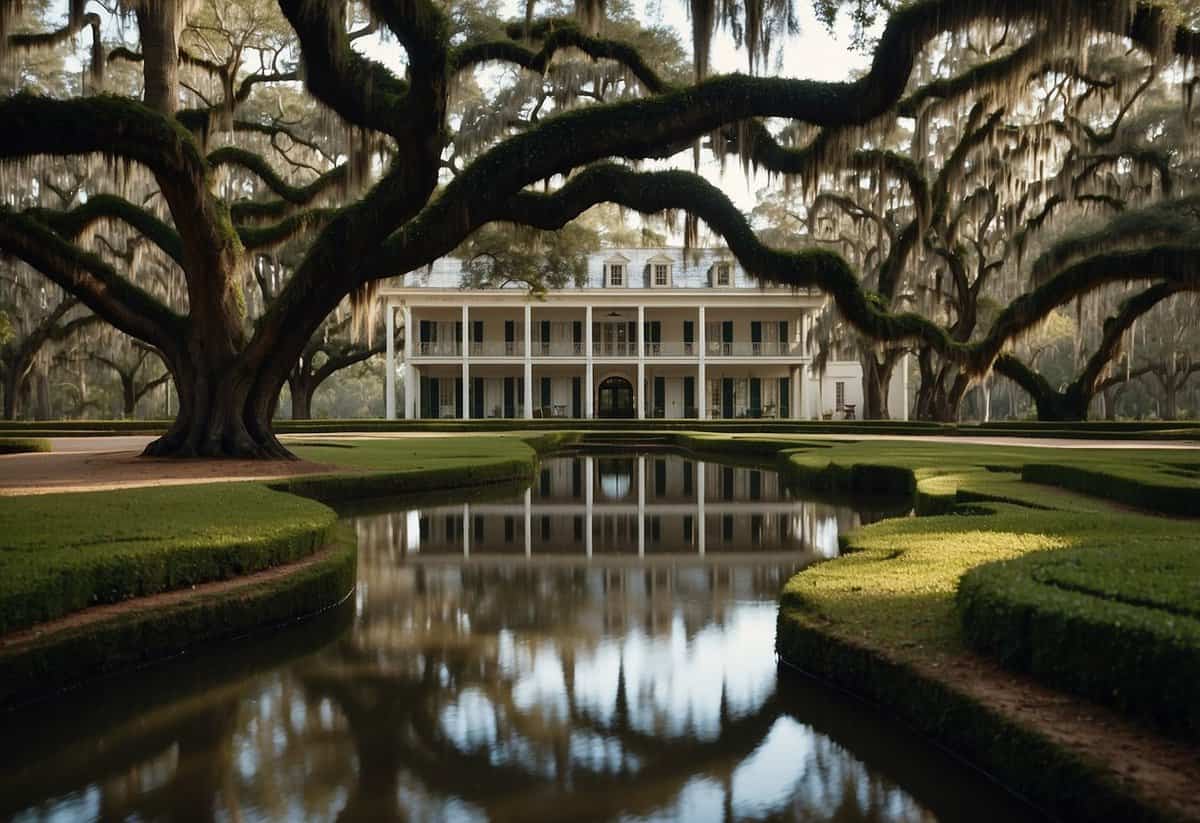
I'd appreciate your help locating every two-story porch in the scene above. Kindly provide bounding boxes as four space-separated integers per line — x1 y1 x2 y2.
380 289 837 419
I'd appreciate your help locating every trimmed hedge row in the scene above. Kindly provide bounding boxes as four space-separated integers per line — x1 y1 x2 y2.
0 485 336 634
0 438 51 455
775 610 1179 823
0 531 357 708
271 457 538 503
1022 462 1200 516
958 550 1200 741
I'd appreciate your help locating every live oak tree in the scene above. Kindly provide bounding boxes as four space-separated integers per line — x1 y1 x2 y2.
4 0 1200 454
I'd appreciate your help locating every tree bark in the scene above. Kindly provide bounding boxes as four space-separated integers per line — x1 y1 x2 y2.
288 374 313 420
862 351 898 420
2 367 17 420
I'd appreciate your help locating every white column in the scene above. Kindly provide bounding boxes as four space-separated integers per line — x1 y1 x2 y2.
461 304 470 420
791 366 802 420
524 487 533 558
585 305 594 419
698 305 707 420
636 305 645 420
403 304 415 419
523 304 533 419
637 455 645 557
697 460 706 556
463 503 470 558
385 301 396 419
585 456 594 558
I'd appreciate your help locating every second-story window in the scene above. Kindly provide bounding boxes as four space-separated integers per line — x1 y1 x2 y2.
654 263 669 286
610 264 624 286
716 263 731 286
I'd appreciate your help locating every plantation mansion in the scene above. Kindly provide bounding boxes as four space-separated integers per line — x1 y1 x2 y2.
380 248 908 420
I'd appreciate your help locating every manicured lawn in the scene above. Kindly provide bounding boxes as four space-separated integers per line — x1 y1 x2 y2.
0 484 336 634
768 437 1200 740
290 434 538 471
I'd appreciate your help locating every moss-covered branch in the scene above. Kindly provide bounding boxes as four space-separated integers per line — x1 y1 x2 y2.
0 209 185 354
275 0 417 138
237 208 337 250
209 146 347 209
27 194 185 266
451 21 668 93
0 93 207 189
484 166 1200 376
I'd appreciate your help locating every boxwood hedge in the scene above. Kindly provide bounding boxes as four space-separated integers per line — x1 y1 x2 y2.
0 438 51 455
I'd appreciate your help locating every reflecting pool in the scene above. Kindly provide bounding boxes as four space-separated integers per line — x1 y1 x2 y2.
0 453 1040 822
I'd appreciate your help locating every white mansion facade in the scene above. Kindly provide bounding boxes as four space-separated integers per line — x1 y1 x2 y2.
380 248 908 420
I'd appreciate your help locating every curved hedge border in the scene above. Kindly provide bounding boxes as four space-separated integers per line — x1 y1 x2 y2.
776 614 1178 823
959 551 1200 741
0 438 51 455
0 531 357 708
1022 462 1200 516
747 435 1200 820
0 434 554 703
0 485 338 634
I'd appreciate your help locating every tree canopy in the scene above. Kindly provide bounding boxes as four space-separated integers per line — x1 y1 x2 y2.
3 0 1200 453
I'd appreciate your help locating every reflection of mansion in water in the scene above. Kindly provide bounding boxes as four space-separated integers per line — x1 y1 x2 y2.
380 248 909 420
386 456 861 561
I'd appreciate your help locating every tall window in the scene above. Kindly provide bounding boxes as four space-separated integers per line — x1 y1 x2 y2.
609 264 624 286
835 381 846 411
654 263 669 286
716 263 731 286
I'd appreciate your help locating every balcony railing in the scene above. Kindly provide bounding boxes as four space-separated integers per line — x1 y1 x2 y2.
416 341 463 356
707 341 800 357
644 342 696 357
593 342 639 357
467 341 525 357
532 341 587 357
422 339 803 358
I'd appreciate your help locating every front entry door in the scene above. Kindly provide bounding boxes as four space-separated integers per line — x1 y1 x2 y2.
597 376 635 418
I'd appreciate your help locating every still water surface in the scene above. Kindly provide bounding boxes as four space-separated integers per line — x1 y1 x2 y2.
2 453 1038 822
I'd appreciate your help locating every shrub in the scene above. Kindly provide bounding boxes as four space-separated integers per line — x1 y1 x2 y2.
0 438 51 455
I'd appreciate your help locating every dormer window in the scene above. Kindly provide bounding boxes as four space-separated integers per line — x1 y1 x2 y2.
604 254 631 287
715 262 732 287
646 254 673 288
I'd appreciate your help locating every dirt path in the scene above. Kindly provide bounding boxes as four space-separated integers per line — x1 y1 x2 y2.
1 430 1195 497
0 447 341 496
925 649 1200 820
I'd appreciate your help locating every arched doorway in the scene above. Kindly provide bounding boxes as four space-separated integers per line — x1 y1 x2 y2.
597 376 635 418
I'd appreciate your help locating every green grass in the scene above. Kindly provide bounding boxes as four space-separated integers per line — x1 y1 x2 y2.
0 484 336 634
279 434 550 502
764 438 1200 741
0 436 547 636
0 437 51 455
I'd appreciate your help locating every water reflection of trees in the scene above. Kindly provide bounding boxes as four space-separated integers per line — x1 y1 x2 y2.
5 477 948 823
260 527 940 822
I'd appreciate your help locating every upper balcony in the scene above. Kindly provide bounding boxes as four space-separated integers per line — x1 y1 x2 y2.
412 340 807 359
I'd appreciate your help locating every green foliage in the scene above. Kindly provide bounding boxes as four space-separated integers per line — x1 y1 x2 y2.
0 437 51 454
282 436 540 501
0 529 357 708
959 536 1200 740
0 310 12 347
455 222 598 292
0 484 336 633
771 437 1200 741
